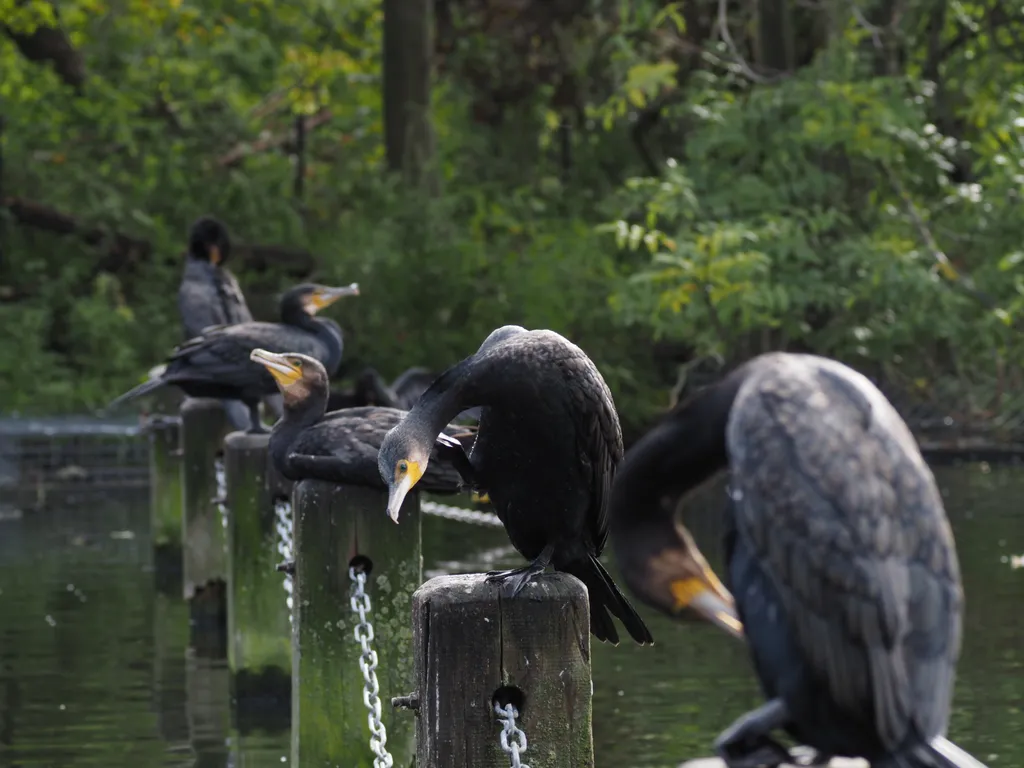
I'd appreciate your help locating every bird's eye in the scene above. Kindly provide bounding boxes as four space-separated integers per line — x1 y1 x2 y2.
293 359 302 368
398 461 408 474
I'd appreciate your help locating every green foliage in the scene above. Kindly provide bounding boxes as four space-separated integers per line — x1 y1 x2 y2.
2 0 1022 429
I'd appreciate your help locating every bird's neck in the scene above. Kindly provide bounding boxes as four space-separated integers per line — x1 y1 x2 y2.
611 363 751 529
269 390 327 465
405 356 476 440
283 313 343 373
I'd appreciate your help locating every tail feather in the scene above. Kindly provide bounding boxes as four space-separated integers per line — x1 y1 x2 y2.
564 554 654 646
879 737 989 768
105 376 168 413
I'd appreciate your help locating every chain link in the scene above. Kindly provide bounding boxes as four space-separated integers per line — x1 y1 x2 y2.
421 500 503 527
495 701 530 768
214 457 228 531
274 499 294 627
349 567 394 768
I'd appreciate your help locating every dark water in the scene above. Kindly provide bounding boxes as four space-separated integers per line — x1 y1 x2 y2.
0 465 1021 767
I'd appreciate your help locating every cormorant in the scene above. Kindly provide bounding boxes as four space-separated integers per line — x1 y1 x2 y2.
377 325 654 646
107 282 359 434
608 352 985 768
178 215 252 338
249 349 475 491
176 215 281 430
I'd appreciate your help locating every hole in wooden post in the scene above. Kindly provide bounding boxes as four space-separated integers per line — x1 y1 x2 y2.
349 554 373 576
492 685 525 716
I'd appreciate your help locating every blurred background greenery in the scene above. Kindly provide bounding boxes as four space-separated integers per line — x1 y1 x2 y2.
2 0 1023 440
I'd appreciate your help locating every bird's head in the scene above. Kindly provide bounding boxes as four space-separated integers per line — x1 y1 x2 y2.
614 510 743 639
249 349 328 409
377 424 432 524
280 283 360 320
188 215 231 265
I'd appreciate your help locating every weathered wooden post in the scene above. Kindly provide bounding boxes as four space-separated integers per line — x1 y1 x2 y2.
291 481 422 768
185 647 232 766
409 572 594 767
181 397 231 641
148 415 183 579
224 430 291 716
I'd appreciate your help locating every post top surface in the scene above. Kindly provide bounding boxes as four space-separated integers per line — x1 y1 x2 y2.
414 571 588 606
224 430 271 449
180 397 226 414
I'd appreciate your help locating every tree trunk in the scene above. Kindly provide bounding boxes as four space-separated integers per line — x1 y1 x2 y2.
383 0 438 192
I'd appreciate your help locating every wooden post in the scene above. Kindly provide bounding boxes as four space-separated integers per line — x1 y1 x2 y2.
185 647 231 766
411 572 594 768
181 397 230 642
291 481 422 768
679 753 866 768
224 430 291 717
148 415 183 580
153 588 190 753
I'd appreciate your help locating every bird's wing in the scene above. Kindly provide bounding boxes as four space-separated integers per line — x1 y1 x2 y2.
727 358 962 749
289 407 466 492
217 268 253 324
166 323 327 386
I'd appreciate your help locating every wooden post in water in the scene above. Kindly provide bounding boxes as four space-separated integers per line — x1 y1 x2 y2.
224 431 291 719
410 572 594 768
181 397 230 642
148 415 183 585
291 481 422 768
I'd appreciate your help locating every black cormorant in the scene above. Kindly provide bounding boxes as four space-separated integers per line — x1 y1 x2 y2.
250 349 475 491
107 282 359 434
377 325 654 646
179 215 252 339
609 352 986 768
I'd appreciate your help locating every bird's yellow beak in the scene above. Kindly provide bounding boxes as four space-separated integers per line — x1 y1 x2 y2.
306 283 360 314
386 460 424 523
670 572 744 639
209 245 222 265
250 348 302 389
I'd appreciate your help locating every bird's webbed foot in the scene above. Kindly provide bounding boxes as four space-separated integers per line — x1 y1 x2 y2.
714 699 793 768
433 433 478 489
485 545 554 598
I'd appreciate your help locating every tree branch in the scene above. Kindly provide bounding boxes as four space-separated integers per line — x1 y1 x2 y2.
3 19 85 91
1 197 316 276
217 109 333 168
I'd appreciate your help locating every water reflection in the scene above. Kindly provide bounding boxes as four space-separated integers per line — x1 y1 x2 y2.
0 465 1019 767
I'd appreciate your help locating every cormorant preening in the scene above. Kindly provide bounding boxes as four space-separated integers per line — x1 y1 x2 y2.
609 352 986 768
249 349 475 491
107 283 359 434
377 325 654 646
179 216 252 339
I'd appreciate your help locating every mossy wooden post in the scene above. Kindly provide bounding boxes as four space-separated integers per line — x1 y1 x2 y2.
185 647 231 767
224 430 291 717
292 481 422 768
181 397 230 641
148 415 183 580
411 573 594 767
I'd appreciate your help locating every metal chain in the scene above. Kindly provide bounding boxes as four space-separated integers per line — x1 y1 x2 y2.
349 567 394 768
421 500 503 528
495 701 530 768
274 499 294 627
214 457 228 531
